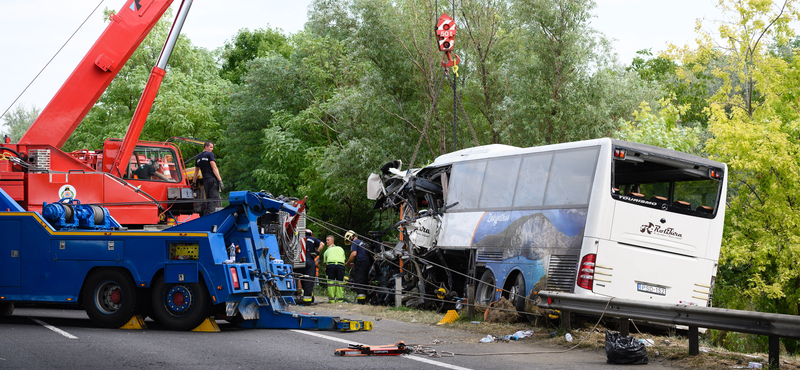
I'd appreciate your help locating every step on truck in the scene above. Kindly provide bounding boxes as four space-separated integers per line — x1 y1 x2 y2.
0 188 370 331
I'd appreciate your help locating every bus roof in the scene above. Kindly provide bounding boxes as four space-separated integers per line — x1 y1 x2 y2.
429 138 725 169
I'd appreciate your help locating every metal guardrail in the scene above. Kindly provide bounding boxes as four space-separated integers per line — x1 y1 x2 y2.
537 290 800 368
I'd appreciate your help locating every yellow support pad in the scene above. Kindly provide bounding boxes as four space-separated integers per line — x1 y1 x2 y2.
119 315 147 330
191 317 221 332
361 321 373 331
437 310 459 325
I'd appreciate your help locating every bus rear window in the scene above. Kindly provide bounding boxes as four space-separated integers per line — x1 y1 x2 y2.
612 147 723 218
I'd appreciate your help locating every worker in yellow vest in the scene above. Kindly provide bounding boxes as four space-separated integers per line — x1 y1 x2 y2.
323 235 346 303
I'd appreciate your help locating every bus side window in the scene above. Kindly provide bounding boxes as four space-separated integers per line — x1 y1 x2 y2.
672 200 691 210
696 205 713 214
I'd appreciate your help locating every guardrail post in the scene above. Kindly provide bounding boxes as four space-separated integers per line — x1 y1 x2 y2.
560 310 571 329
769 335 779 369
688 326 699 355
619 318 629 337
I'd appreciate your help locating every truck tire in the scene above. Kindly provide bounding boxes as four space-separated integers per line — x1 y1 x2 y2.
151 278 210 331
475 270 496 307
82 269 137 328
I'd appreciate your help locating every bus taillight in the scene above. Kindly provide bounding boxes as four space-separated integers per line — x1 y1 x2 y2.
577 254 596 290
614 149 626 159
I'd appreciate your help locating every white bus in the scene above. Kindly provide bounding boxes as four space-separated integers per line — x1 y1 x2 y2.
369 138 727 312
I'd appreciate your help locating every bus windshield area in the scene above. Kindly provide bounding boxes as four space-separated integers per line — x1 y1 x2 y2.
612 147 723 218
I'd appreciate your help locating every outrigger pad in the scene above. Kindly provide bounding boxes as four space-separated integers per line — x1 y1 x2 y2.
118 315 147 330
339 319 373 332
191 317 221 332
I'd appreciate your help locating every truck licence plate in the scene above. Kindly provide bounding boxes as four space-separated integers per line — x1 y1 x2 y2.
637 283 666 296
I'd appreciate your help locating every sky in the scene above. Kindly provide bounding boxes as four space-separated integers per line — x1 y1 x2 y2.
0 0 724 123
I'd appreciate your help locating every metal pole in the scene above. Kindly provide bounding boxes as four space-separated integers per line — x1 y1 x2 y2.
451 0 457 152
769 336 780 369
156 0 193 69
619 318 629 337
689 326 699 355
395 276 402 308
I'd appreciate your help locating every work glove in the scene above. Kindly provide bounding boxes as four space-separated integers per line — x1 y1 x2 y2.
219 180 225 191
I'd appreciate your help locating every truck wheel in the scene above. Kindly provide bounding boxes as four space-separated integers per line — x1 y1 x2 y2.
508 273 526 312
82 269 137 328
475 270 496 307
151 278 210 331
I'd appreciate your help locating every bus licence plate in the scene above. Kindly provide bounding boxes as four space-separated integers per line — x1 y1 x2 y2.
637 283 666 296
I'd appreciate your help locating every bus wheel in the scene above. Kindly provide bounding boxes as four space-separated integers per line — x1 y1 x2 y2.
476 270 496 307
508 273 526 312
82 269 137 328
151 278 211 331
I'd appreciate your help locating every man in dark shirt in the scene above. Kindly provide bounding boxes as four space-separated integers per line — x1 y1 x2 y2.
344 230 371 305
133 159 172 181
300 229 324 305
193 141 223 215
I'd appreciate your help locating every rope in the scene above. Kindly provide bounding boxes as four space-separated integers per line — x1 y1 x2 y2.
305 213 540 311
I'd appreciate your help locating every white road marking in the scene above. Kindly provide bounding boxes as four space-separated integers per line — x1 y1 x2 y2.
291 330 473 370
30 318 78 339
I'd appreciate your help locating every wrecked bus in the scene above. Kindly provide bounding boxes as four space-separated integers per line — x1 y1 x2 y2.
366 138 727 313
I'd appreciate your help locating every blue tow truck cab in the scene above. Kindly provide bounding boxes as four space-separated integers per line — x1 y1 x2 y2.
0 188 370 331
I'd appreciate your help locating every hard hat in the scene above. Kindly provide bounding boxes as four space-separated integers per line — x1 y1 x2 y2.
305 229 313 236
344 230 356 244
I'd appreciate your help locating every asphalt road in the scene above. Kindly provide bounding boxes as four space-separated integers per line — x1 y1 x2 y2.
0 305 677 369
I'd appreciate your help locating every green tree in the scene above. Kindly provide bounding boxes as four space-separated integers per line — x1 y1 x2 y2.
615 99 701 153
218 28 293 84
502 0 658 146
1 104 40 142
691 0 800 324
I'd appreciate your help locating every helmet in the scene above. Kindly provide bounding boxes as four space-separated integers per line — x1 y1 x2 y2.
344 230 356 244
305 229 313 236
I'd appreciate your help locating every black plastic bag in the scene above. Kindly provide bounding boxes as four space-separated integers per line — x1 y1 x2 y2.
605 330 649 364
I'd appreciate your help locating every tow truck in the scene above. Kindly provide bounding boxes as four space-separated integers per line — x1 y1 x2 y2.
0 0 353 330
0 188 371 331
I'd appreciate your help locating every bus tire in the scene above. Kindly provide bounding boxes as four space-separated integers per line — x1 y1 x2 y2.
476 270 496 307
508 273 526 313
82 269 137 328
151 278 211 331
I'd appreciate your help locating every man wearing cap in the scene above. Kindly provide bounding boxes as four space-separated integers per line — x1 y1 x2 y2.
344 230 371 305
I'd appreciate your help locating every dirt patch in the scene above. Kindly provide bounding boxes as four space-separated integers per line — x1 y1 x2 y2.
483 298 519 323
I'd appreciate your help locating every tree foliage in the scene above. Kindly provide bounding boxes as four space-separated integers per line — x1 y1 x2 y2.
684 0 800 320
1 104 39 142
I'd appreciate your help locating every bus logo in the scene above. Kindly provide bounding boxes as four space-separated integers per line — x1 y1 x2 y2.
640 222 683 239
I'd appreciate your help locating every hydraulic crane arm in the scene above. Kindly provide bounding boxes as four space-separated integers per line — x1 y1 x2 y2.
19 0 176 148
110 0 193 177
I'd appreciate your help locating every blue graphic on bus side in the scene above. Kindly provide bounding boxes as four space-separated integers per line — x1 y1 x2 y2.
472 208 587 304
